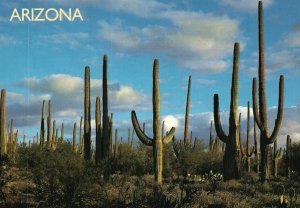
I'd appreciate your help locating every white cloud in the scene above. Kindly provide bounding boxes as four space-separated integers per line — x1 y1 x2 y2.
196 79 217 85
162 115 179 130
0 35 17 45
218 0 274 12
39 32 89 49
98 11 241 72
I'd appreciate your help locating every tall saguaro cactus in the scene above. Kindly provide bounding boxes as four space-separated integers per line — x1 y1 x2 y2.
0 89 7 155
102 55 110 159
131 59 176 184
40 100 46 148
213 43 241 180
183 76 191 145
252 1 284 181
246 102 254 172
47 100 52 149
273 139 281 177
95 96 101 164
84 66 91 160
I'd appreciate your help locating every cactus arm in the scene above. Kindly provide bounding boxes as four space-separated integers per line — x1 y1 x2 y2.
267 75 284 144
213 94 229 143
252 78 263 130
162 127 176 145
131 111 153 146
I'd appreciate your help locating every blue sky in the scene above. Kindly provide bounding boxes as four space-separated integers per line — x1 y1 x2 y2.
0 0 299 146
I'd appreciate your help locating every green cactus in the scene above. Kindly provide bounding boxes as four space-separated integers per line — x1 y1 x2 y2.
47 100 52 149
273 139 282 177
95 96 101 163
79 116 83 153
108 113 113 155
101 55 110 159
0 89 6 155
73 122 77 151
213 43 241 180
84 66 91 160
61 122 64 143
40 100 45 148
131 59 176 184
209 120 213 151
51 120 56 150
114 128 118 158
183 75 191 145
286 135 291 178
252 1 284 181
246 102 255 172
253 115 260 173
131 128 134 147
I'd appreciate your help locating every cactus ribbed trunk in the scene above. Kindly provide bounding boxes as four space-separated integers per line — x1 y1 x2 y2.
84 66 91 160
252 1 284 182
95 96 101 164
213 43 241 181
183 76 191 145
286 135 291 178
47 100 52 149
0 89 6 155
131 59 176 184
61 123 64 143
51 120 56 150
246 101 254 173
209 120 213 151
102 55 110 158
273 140 281 177
114 129 118 158
79 117 83 153
40 100 45 148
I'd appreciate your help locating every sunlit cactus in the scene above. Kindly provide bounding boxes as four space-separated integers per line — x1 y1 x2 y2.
213 43 241 180
252 1 284 181
183 75 191 145
84 66 91 160
131 59 176 184
0 89 7 155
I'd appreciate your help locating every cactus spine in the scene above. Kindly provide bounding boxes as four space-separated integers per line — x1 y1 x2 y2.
183 76 191 145
252 1 284 181
131 59 176 184
95 96 101 163
213 43 241 180
84 66 91 160
0 89 6 155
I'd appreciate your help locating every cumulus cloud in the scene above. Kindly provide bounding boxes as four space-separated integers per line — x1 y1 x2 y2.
6 74 149 138
98 11 240 72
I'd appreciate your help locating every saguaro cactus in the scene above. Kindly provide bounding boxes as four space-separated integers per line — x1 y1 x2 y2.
273 139 281 177
47 100 52 149
246 102 255 172
101 55 110 159
252 1 284 181
0 89 6 155
183 76 191 145
95 96 101 163
286 135 291 178
84 66 91 160
213 43 241 180
131 59 176 184
61 122 64 143
209 120 213 151
40 100 45 148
